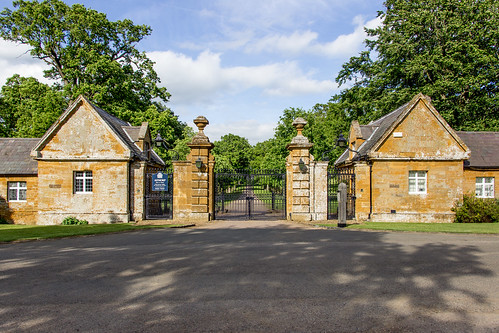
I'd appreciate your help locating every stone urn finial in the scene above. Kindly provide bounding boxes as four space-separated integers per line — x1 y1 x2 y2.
190 116 211 145
288 117 311 146
194 116 209 135
292 117 307 136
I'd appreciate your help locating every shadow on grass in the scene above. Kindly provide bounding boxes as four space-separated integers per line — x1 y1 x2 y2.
0 226 496 331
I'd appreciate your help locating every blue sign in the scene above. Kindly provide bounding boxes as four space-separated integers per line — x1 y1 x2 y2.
152 172 168 191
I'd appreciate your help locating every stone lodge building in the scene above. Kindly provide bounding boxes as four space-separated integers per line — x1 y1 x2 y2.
335 93 499 223
0 96 163 224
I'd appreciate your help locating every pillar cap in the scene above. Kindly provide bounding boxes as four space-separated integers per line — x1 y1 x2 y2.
288 117 311 146
190 116 212 145
292 117 307 135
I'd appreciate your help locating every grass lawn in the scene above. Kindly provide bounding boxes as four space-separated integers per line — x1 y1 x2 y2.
317 222 499 234
0 223 188 243
253 188 285 210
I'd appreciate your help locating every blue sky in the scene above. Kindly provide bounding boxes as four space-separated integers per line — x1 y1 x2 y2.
0 0 384 143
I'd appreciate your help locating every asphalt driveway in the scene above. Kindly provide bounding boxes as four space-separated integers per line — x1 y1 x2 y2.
1 220 499 332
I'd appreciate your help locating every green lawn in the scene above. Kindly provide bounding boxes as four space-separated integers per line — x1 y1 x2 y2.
253 188 285 210
0 223 187 243
317 222 499 234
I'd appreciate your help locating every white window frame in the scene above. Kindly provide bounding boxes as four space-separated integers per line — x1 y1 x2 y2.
8 181 27 202
74 171 93 194
409 171 427 194
475 177 494 198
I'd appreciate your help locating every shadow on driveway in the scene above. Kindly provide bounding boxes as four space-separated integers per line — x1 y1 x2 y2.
0 224 498 331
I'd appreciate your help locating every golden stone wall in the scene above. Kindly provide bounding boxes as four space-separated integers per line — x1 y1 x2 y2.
370 160 464 222
463 169 499 198
0 175 38 224
36 160 129 224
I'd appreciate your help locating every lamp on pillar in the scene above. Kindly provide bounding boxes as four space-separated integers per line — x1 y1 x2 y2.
195 158 203 170
298 158 307 172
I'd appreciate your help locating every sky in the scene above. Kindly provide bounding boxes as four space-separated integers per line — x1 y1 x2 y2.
0 0 384 144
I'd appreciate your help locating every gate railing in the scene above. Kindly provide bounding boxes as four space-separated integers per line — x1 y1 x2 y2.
327 167 355 220
145 167 173 220
214 169 286 220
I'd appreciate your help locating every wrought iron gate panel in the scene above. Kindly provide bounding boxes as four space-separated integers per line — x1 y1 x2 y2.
145 168 173 220
215 169 286 220
327 167 355 220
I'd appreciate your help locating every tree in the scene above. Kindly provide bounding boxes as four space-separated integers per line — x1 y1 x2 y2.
335 0 499 131
0 74 65 137
0 0 185 146
213 134 253 171
257 105 349 167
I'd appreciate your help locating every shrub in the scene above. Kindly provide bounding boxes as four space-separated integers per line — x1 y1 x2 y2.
0 216 10 224
452 195 499 223
62 216 89 225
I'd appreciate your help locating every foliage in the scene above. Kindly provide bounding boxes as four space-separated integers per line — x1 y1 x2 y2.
452 195 499 223
61 216 88 225
335 0 499 131
213 133 253 171
0 75 66 137
0 0 186 146
0 194 12 224
171 126 195 160
251 103 350 170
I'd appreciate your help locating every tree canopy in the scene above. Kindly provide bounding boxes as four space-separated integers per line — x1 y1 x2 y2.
335 0 499 131
213 134 253 171
0 0 185 149
0 74 65 137
250 103 350 169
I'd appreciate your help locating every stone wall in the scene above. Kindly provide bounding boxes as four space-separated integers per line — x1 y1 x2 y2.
0 175 38 224
37 161 129 224
463 169 499 198
353 163 370 221
370 160 464 223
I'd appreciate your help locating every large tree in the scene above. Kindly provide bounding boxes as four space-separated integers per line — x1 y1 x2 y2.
335 0 499 130
213 134 253 171
0 0 184 147
0 74 65 137
251 103 350 169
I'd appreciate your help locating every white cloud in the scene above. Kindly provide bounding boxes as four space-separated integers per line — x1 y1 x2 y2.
245 31 318 54
0 39 51 86
213 0 331 30
148 50 333 106
242 15 382 58
313 15 381 57
203 119 276 145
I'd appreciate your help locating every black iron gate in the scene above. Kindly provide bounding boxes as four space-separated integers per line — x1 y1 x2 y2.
215 169 286 220
145 168 173 219
327 167 355 220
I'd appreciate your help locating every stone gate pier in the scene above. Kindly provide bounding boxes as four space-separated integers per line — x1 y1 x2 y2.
285 117 328 222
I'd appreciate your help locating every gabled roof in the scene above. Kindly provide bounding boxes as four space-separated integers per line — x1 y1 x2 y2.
0 138 39 175
335 93 469 165
335 97 412 165
457 132 499 168
32 95 164 165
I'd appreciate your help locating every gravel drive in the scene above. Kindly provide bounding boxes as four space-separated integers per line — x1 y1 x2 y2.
1 220 499 332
